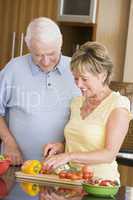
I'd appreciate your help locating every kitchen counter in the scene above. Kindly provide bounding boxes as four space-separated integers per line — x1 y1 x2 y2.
0 167 133 200
117 151 133 166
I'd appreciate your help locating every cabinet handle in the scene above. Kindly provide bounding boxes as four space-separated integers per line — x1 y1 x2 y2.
20 32 24 56
11 32 16 59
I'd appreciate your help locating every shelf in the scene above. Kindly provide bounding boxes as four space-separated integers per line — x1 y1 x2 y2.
59 23 95 56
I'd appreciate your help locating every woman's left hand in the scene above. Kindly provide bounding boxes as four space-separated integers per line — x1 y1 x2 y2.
44 153 71 170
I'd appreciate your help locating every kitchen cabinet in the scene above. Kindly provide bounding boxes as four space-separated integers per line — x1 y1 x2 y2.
0 0 130 82
0 0 58 69
118 164 133 187
57 0 130 81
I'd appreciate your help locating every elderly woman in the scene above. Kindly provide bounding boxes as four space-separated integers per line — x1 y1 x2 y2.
43 42 132 181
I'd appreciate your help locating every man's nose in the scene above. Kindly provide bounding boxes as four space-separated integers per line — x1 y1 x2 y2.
41 55 50 65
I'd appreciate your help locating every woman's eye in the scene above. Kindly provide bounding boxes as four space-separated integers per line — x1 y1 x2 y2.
82 78 88 82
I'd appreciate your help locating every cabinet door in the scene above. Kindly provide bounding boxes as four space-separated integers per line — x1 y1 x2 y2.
17 0 58 56
0 0 21 68
0 0 58 69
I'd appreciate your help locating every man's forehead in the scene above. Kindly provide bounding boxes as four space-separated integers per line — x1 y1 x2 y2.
30 40 61 52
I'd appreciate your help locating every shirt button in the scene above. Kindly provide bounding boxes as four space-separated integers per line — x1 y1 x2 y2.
48 83 51 86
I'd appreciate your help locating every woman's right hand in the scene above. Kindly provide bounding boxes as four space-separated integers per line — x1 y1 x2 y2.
43 142 65 158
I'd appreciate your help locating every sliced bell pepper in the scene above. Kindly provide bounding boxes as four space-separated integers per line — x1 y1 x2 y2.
21 160 41 175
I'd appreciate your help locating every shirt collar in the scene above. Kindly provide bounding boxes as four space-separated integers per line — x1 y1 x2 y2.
28 55 43 76
28 54 65 76
54 54 65 75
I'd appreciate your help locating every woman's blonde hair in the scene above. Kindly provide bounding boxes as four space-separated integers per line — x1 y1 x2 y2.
71 42 113 85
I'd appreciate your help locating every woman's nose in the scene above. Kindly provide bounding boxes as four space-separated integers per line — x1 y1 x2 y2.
76 79 83 88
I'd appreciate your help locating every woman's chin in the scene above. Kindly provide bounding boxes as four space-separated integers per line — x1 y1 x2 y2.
80 89 86 96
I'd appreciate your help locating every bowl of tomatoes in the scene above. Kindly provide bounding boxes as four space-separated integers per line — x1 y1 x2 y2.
82 178 120 198
0 155 11 176
0 178 8 198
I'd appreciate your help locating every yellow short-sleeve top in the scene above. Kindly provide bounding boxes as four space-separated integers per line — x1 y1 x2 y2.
64 92 132 181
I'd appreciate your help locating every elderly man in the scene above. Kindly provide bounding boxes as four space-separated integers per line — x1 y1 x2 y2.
0 17 80 165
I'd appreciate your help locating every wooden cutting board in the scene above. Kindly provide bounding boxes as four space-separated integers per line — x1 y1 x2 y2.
15 171 83 186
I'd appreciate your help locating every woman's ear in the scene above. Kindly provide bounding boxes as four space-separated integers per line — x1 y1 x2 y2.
98 72 107 84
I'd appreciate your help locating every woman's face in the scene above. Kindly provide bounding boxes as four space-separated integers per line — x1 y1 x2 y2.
72 69 105 98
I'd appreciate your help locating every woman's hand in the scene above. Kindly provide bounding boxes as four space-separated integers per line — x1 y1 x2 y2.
44 153 71 170
43 142 65 158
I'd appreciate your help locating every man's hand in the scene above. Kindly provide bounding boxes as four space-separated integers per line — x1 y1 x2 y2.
0 117 24 165
43 142 65 158
3 143 24 166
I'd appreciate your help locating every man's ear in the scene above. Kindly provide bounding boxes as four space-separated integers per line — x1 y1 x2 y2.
60 34 63 48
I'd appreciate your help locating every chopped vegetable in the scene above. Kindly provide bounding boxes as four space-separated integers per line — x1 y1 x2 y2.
86 178 120 187
21 160 41 175
54 164 70 174
0 155 5 160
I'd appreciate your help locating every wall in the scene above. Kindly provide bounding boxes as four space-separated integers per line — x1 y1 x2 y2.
123 0 133 82
0 0 131 80
0 0 58 68
96 0 130 81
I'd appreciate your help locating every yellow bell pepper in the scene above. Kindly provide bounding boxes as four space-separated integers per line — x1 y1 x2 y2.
20 182 40 196
21 160 42 175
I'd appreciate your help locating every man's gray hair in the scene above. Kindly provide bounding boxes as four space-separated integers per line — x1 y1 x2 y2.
25 17 62 47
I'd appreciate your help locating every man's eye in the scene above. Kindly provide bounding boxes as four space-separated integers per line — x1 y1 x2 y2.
48 53 54 56
35 54 41 57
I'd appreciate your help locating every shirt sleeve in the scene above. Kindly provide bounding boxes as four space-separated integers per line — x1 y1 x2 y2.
117 95 133 120
117 96 130 111
0 64 12 116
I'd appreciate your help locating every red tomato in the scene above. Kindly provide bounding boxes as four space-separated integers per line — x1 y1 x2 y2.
82 165 93 174
66 172 73 179
59 171 67 179
0 178 8 198
71 173 82 180
76 171 83 179
99 180 114 186
83 172 94 180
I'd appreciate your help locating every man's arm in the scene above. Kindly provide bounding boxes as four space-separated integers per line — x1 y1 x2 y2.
0 116 23 165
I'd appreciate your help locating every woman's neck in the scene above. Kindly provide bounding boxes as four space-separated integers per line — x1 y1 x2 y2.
85 86 112 105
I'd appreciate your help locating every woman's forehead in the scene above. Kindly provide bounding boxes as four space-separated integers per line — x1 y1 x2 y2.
72 69 91 77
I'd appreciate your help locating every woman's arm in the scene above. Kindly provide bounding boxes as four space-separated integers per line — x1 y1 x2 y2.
70 107 130 164
44 108 130 169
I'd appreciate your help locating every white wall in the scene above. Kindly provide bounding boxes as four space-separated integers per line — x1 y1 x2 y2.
96 0 130 81
123 0 133 82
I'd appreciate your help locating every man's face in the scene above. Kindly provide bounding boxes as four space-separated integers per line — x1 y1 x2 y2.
29 40 61 72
